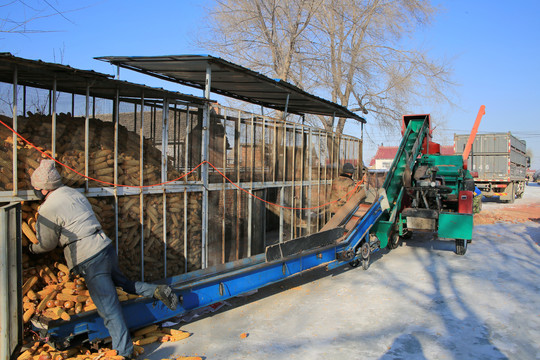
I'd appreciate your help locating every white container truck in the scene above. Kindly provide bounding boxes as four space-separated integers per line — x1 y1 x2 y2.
454 132 527 203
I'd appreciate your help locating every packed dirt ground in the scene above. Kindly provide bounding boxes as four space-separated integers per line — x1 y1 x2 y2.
474 183 540 225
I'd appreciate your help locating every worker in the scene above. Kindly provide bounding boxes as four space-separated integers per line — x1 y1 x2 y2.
329 162 357 215
29 160 178 359
473 186 482 214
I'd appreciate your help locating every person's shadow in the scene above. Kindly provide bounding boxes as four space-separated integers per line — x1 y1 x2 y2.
379 334 427 360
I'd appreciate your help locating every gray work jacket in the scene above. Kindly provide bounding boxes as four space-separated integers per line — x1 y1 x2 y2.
30 186 111 269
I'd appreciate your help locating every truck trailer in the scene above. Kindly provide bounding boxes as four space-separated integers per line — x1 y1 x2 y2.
454 132 527 203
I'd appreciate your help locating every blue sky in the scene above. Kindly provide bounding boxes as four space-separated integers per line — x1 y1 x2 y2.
2 0 539 168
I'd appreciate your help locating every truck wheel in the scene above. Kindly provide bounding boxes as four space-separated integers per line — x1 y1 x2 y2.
508 183 515 204
455 239 467 255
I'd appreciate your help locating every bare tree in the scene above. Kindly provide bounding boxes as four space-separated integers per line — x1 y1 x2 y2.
0 0 74 35
199 0 454 136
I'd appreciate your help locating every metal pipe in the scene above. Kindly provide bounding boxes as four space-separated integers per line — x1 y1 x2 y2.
307 128 313 233
279 183 284 244
205 64 212 99
324 132 329 224
184 107 191 181
262 116 266 246
201 64 212 268
282 93 290 120
280 122 286 243
151 106 156 146
235 110 241 260
462 105 486 163
140 93 145 281
162 98 169 277
85 85 90 193
12 67 17 196
0 208 11 360
183 188 188 273
52 76 57 159
173 104 178 170
262 116 266 183
114 89 119 255
291 124 296 240
248 114 254 257
222 107 227 263
273 119 277 183
317 132 322 231
299 125 305 236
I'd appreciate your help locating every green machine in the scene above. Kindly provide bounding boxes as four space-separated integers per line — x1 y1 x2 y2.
370 114 476 255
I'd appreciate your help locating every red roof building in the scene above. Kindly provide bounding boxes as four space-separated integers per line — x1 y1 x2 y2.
369 145 454 169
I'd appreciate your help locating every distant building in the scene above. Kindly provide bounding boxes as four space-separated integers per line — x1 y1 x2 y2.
369 145 454 170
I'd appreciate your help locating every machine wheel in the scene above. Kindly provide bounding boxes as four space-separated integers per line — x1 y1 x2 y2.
360 242 370 270
387 232 399 250
455 239 467 255
349 259 360 268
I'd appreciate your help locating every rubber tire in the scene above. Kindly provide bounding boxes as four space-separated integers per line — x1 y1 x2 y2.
455 239 467 255
387 232 399 250
508 183 515 204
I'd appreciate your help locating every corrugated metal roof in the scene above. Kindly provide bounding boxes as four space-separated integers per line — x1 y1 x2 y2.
95 55 366 122
0 53 210 105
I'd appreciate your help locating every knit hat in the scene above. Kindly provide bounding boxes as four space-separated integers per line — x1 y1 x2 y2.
31 160 63 190
342 163 355 175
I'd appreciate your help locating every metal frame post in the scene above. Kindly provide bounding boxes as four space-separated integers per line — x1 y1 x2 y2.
291 124 296 240
139 94 146 281
222 107 227 263
113 90 120 254
183 107 191 273
84 85 90 193
235 110 241 259
262 116 266 246
317 131 322 231
248 114 254 257
280 122 286 243
0 209 10 360
307 128 313 233
201 64 211 268
12 67 18 196
162 98 169 277
51 76 57 159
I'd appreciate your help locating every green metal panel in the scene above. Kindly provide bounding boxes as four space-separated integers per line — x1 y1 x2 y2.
373 220 393 248
438 213 473 240
372 116 429 248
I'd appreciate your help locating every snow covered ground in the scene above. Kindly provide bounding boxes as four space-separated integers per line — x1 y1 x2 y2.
143 187 540 360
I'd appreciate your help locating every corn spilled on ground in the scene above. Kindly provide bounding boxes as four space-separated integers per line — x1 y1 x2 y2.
21 257 142 324
17 327 194 360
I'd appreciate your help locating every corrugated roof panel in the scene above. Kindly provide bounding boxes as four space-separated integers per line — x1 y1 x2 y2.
0 53 211 105
96 55 366 122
